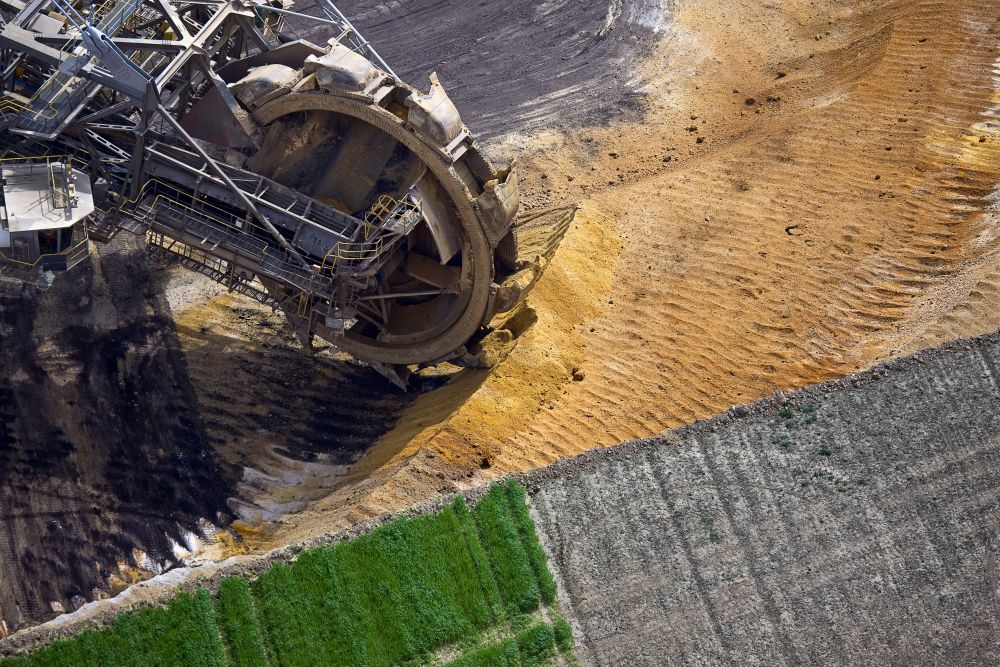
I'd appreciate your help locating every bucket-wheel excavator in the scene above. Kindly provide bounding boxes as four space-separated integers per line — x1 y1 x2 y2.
0 0 522 384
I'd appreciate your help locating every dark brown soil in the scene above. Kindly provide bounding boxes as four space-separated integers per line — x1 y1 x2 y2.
300 0 670 138
0 236 237 632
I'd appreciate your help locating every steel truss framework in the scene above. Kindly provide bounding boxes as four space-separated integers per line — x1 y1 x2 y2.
0 0 521 381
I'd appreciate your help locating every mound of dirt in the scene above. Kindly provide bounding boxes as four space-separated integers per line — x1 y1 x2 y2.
167 283 420 526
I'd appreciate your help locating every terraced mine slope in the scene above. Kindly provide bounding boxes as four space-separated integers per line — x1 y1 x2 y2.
0 238 237 632
527 331 1000 665
254 0 1000 546
0 481 574 667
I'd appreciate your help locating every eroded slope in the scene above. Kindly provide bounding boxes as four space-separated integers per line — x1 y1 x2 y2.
266 0 1000 545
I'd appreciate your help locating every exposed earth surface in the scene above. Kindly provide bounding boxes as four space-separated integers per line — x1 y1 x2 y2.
527 332 1000 665
0 0 998 650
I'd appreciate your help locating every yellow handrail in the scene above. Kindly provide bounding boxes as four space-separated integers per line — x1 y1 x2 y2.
319 195 410 270
0 153 84 166
320 238 383 271
1 26 87 121
0 235 89 270
361 194 402 240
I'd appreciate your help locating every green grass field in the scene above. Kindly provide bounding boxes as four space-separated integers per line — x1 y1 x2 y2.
1 480 573 667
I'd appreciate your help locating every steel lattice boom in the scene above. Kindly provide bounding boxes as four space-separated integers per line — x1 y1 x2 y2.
0 0 522 382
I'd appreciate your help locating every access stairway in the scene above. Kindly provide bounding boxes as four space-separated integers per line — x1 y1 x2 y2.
146 228 279 307
8 0 145 138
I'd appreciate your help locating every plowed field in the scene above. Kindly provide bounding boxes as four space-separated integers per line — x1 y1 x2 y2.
528 332 1000 665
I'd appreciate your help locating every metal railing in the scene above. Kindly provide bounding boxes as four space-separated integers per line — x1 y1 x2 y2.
48 161 79 210
0 153 78 174
146 229 279 306
119 178 336 296
250 0 396 78
0 225 89 274
320 238 383 273
317 194 420 275
0 0 147 135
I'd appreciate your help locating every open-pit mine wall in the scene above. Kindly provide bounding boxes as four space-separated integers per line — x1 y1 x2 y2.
0 238 237 634
261 0 1000 547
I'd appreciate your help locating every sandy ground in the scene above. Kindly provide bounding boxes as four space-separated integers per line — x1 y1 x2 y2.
526 332 1000 665
5 0 999 636
243 0 1000 546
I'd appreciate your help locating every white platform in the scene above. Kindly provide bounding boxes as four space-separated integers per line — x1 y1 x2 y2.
2 161 94 233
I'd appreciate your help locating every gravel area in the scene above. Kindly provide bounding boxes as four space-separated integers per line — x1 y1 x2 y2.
525 332 1000 666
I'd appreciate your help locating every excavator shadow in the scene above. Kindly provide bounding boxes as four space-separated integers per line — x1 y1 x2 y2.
170 305 431 523
163 205 576 522
0 238 241 630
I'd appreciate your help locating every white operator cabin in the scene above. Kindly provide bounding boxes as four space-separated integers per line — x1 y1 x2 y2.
0 160 92 275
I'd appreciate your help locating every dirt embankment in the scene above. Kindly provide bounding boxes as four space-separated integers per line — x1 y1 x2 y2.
253 0 1000 545
4 327 999 659
0 237 236 633
526 331 1000 665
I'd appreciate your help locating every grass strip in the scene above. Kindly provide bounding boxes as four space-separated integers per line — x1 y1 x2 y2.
1 589 226 667
553 616 573 654
516 622 555 667
251 503 495 666
215 577 268 667
443 637 520 667
453 495 503 620
473 483 541 615
504 480 557 605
